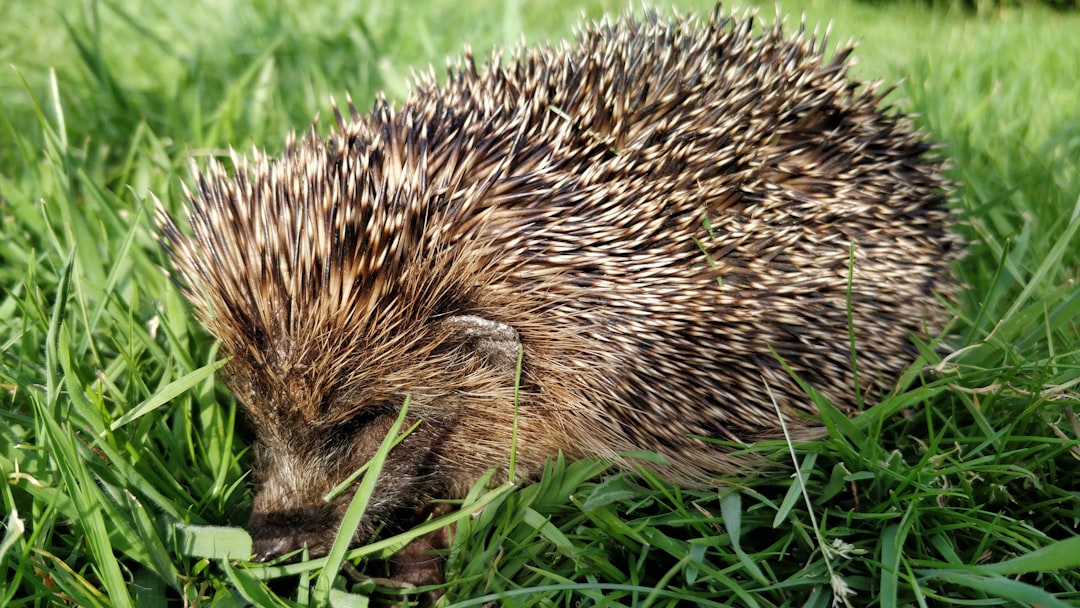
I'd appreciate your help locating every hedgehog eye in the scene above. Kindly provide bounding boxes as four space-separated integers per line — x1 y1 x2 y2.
332 403 394 438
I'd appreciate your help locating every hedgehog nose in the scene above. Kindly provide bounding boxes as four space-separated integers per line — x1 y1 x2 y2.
251 535 300 562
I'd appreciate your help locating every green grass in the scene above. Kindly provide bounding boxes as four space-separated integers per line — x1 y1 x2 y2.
2 0 1079 606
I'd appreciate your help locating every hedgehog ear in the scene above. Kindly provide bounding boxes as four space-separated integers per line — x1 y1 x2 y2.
439 315 521 373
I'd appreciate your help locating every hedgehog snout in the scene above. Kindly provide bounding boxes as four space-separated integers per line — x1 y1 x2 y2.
244 411 451 563
245 435 375 562
247 500 341 561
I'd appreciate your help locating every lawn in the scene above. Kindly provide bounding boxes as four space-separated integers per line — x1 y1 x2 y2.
1 0 1079 606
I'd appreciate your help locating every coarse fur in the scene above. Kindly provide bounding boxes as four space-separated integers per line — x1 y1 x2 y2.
159 3 960 579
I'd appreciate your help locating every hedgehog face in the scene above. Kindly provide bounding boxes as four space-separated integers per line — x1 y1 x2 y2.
235 314 524 562
244 405 439 561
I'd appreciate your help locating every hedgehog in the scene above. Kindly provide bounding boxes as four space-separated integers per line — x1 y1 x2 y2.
158 2 959 592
